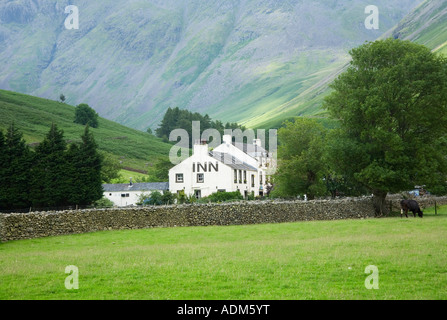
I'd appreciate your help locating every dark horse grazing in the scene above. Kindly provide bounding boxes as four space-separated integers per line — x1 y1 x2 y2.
400 200 423 218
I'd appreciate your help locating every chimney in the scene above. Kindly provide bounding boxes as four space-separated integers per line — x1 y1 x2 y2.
223 135 232 145
193 139 209 158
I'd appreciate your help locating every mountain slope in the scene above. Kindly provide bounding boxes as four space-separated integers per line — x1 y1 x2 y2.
253 0 447 129
0 0 422 130
0 89 172 172
382 0 447 55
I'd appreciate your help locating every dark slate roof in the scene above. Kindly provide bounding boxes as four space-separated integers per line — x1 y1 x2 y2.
210 151 258 171
102 182 169 192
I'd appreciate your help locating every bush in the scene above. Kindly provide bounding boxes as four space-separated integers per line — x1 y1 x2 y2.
140 191 177 206
74 103 99 128
203 191 244 203
92 197 115 208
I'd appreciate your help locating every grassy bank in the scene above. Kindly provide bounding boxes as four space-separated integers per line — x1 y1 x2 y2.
0 89 172 172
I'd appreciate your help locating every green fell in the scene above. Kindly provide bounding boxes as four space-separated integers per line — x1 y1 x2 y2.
0 89 172 172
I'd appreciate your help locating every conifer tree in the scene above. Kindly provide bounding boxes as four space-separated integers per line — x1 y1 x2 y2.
2 123 32 209
65 142 81 206
67 126 103 206
30 124 69 207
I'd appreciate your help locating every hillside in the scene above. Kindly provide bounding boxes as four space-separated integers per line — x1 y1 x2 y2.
382 0 447 56
0 0 422 130
254 0 447 129
0 89 172 172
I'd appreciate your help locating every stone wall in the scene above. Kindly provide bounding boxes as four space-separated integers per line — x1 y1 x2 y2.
0 196 445 242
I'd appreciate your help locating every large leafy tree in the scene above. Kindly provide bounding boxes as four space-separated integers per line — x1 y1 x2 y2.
324 39 447 215
272 118 328 200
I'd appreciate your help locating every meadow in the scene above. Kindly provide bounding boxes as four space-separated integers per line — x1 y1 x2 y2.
0 205 445 300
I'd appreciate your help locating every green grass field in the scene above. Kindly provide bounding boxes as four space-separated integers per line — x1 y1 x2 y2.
0 206 446 300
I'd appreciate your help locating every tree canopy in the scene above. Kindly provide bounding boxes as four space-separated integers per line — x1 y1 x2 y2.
324 39 447 214
0 124 103 210
272 118 328 200
74 103 99 128
155 107 244 144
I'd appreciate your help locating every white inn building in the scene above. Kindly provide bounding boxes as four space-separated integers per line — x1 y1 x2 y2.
169 135 275 199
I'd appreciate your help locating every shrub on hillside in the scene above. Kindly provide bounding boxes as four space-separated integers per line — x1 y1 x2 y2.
74 103 99 128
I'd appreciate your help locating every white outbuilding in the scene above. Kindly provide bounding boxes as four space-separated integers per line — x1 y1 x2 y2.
102 181 169 207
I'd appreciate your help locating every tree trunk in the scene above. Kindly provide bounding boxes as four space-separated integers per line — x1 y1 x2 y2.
372 190 388 217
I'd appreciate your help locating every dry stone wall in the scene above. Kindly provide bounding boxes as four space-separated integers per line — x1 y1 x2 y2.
1 196 445 242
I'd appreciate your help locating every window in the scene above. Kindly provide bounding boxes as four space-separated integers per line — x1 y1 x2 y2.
197 173 204 183
234 170 237 183
244 171 247 184
126 193 130 198
239 170 242 184
176 173 184 183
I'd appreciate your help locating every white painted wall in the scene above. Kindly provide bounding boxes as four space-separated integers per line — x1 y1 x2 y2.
104 190 162 207
169 142 266 199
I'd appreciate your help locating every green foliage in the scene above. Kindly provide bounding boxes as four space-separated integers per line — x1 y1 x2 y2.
201 191 244 203
0 123 104 210
29 123 70 207
272 118 329 200
0 123 33 209
152 158 174 182
93 197 115 208
161 191 176 205
324 39 447 211
69 126 104 206
155 107 245 145
74 103 99 128
139 190 176 206
323 173 370 198
100 152 123 183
